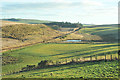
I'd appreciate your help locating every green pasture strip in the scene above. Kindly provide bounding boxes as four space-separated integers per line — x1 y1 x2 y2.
78 25 118 42
79 26 118 35
3 60 118 78
2 43 118 74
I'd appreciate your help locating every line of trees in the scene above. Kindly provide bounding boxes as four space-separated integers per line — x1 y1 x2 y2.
44 22 83 29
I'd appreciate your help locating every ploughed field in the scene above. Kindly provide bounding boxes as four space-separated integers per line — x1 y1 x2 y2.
2 43 118 78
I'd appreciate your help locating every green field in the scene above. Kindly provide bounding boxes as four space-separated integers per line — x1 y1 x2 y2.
4 60 119 78
78 25 118 42
2 43 118 77
2 24 119 78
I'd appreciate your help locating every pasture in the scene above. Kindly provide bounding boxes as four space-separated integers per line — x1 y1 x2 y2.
78 25 118 42
65 24 118 42
2 23 119 78
3 60 118 78
2 43 118 76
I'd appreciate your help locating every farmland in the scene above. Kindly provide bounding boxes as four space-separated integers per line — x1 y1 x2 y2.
4 60 119 78
65 24 118 42
2 43 118 78
1 20 119 78
77 25 118 42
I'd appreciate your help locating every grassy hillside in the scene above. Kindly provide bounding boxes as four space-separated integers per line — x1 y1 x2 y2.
64 24 118 42
65 33 102 41
1 20 25 26
2 23 119 78
78 24 118 42
2 43 118 75
2 24 63 49
2 18 53 24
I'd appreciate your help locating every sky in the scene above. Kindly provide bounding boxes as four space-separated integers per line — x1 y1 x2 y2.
1 0 119 24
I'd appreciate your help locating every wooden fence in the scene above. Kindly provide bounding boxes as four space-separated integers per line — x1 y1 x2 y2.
52 54 118 65
2 53 118 76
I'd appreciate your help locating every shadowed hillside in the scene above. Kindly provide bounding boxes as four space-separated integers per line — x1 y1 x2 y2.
77 24 118 42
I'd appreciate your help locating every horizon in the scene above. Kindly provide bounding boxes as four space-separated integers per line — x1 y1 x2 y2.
1 18 119 25
1 0 119 25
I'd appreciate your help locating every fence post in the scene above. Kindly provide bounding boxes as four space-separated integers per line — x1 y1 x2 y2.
72 58 74 62
56 61 58 65
95 56 97 61
111 55 112 60
66 59 67 64
105 55 106 62
84 57 85 61
90 56 92 61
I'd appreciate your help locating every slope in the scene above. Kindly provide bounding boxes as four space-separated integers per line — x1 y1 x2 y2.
2 24 64 50
2 18 53 24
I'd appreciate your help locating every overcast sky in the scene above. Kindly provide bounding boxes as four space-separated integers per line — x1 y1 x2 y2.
1 0 119 24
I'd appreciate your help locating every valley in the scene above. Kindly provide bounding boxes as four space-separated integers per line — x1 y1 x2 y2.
1 19 119 78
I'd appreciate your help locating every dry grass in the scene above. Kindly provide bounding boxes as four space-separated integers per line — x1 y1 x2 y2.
65 33 102 40
2 24 64 51
1 20 25 26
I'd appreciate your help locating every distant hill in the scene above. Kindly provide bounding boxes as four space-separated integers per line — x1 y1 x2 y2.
77 24 118 42
2 18 54 24
1 20 25 26
84 24 118 28
2 18 84 29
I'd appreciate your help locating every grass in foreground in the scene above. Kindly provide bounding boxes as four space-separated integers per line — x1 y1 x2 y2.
3 60 119 78
2 43 118 75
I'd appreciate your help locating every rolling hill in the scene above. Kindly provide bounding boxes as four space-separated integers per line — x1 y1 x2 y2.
1 20 25 27
2 23 64 50
2 18 53 24
64 24 118 42
2 22 118 78
78 24 118 42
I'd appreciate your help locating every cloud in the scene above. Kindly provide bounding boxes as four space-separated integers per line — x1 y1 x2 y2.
1 0 117 24
2 0 103 11
81 0 103 6
2 2 73 10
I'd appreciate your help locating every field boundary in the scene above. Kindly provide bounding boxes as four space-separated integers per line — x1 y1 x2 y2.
2 54 118 76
